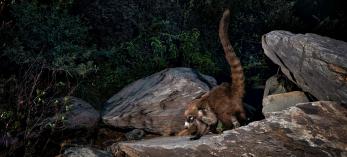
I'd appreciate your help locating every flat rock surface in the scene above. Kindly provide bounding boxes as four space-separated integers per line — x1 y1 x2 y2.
262 31 347 105
114 101 347 157
262 91 309 114
63 147 112 157
102 68 216 135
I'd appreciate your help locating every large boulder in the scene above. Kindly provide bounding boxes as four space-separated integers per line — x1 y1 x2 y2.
262 31 347 105
53 97 100 130
102 68 216 135
113 101 347 157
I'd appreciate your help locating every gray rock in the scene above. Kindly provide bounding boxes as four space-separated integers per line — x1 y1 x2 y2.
54 97 100 130
102 68 216 135
262 31 347 105
262 91 309 114
63 147 112 157
125 129 145 140
113 101 347 157
263 75 288 98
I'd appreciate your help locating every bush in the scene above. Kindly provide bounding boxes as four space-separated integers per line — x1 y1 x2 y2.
0 1 96 156
2 1 95 76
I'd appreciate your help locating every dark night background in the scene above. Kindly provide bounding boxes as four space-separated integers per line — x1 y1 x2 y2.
0 0 346 156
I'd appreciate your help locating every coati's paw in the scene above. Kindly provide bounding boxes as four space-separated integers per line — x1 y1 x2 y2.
189 135 202 140
232 121 240 128
231 116 240 128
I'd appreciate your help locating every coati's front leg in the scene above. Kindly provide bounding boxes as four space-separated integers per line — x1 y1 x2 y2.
189 119 210 140
177 117 209 140
190 107 217 140
177 127 195 136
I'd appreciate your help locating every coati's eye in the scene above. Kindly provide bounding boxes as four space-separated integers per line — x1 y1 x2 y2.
187 116 195 123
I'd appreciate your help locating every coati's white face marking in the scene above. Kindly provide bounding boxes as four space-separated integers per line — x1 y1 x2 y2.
184 121 190 128
184 109 206 129
184 115 195 128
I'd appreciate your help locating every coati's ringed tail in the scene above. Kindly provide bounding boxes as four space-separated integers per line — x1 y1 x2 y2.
178 9 246 140
219 9 245 100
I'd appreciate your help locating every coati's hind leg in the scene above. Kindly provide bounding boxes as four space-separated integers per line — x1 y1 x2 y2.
220 112 244 130
237 111 246 125
233 107 247 128
219 112 234 129
231 115 240 128
231 110 247 129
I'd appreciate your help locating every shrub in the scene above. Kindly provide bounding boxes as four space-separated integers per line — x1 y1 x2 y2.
2 1 95 76
0 1 95 155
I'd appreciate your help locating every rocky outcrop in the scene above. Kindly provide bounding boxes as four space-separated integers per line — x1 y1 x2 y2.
113 101 347 157
63 147 112 157
102 68 216 135
262 31 347 105
262 91 309 114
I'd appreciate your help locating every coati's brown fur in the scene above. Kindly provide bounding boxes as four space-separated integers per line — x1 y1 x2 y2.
178 9 246 139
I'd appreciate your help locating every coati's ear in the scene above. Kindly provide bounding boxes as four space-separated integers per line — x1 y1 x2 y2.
201 92 209 98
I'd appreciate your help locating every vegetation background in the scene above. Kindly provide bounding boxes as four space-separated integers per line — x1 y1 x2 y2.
0 0 346 156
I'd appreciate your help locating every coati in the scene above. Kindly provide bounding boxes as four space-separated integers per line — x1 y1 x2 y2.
178 9 246 140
